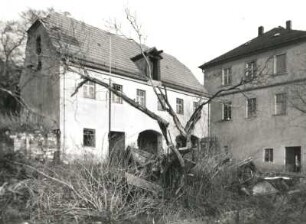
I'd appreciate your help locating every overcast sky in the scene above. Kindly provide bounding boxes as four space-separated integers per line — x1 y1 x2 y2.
1 0 306 83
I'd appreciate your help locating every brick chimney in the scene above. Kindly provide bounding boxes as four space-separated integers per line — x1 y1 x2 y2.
286 20 292 30
258 26 264 36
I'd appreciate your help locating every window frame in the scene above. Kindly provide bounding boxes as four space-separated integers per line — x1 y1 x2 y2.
222 102 232 121
36 36 42 55
264 148 273 162
274 93 287 115
83 81 96 99
157 94 166 111
83 128 96 147
245 60 257 81
136 89 146 107
273 53 287 75
112 83 123 104
246 97 257 118
221 67 232 86
193 101 199 113
176 98 184 115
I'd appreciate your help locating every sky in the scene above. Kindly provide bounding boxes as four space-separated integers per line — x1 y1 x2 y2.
1 0 306 83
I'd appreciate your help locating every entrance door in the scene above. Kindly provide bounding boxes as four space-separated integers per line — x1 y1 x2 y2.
285 146 301 172
109 132 125 163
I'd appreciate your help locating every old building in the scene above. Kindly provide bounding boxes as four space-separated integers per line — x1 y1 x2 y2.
20 12 207 160
200 21 306 172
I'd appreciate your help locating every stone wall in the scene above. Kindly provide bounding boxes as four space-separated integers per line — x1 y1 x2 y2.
10 131 60 162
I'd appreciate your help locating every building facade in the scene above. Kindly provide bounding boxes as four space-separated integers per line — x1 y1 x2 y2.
20 12 208 160
200 21 306 172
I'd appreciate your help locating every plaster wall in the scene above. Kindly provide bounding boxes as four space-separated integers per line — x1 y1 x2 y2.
60 67 208 160
204 41 306 171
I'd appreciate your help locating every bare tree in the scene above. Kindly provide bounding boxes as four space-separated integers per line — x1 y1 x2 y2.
65 9 270 192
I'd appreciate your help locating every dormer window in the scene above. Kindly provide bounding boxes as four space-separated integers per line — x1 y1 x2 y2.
151 58 160 81
131 47 163 81
36 36 42 55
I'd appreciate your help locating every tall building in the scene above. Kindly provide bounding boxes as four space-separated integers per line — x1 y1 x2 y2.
200 21 306 172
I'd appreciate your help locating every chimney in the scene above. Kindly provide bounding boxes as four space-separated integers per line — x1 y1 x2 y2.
286 20 292 30
258 26 264 36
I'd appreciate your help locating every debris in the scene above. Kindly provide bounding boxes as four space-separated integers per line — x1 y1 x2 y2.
0 182 8 196
252 181 278 195
125 172 163 194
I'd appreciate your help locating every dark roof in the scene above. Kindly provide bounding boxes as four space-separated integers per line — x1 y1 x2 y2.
200 26 306 69
29 12 204 94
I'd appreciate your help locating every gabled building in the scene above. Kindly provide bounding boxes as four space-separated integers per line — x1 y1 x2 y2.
200 21 306 172
20 12 208 160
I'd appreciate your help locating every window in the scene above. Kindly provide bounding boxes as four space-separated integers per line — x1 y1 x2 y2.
157 94 165 111
83 128 95 147
36 36 42 55
224 145 230 154
222 67 232 86
112 84 122 104
176 98 184 114
193 101 199 112
83 81 95 99
264 148 273 162
151 59 160 81
275 93 287 115
222 102 232 121
36 60 42 71
136 89 146 107
245 61 256 80
274 54 286 74
247 98 257 118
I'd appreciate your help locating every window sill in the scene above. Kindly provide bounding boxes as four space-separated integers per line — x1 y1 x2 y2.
220 119 232 122
83 146 96 149
220 84 232 88
272 72 288 76
273 113 287 116
245 115 257 120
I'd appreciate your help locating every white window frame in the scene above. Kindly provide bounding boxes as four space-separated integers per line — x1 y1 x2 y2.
83 81 96 99
193 101 199 112
112 83 123 104
176 98 184 115
136 89 146 107
264 148 273 162
246 98 257 118
83 128 96 147
274 93 287 115
222 67 232 86
245 61 256 80
273 53 287 75
157 94 166 111
222 102 232 121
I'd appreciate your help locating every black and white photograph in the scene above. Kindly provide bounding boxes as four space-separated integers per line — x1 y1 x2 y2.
1 0 306 223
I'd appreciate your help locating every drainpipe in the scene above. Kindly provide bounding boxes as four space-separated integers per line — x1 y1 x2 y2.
108 34 112 155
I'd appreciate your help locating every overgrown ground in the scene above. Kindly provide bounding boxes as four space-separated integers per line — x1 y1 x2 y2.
1 115 306 224
2 148 306 224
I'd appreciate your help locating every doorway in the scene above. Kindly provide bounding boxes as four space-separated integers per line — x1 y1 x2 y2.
285 146 301 172
109 132 125 163
137 130 162 154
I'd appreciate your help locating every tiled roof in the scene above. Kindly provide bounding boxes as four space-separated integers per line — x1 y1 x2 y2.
32 12 204 94
200 26 306 69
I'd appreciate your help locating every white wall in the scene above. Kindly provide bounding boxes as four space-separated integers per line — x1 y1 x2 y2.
60 66 208 160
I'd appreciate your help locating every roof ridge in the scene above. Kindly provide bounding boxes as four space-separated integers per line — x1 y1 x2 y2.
32 11 204 93
200 25 306 69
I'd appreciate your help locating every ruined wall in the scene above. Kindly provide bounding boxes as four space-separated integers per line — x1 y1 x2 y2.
10 131 59 162
20 23 60 128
